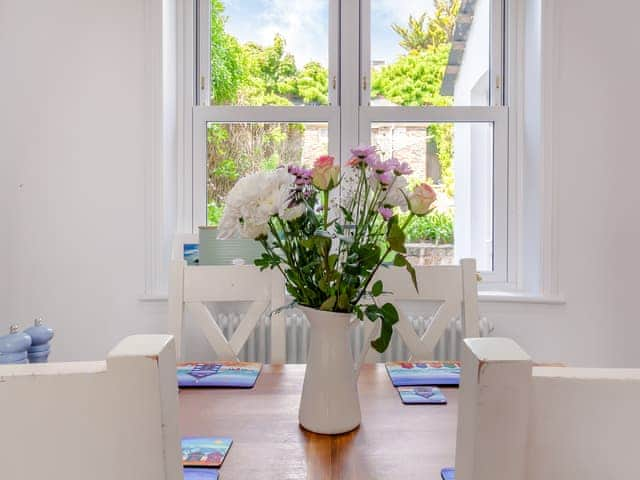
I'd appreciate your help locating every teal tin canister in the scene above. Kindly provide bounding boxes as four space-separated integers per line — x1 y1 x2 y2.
198 226 263 266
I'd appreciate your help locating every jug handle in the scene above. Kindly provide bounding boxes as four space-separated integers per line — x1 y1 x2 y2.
350 316 380 377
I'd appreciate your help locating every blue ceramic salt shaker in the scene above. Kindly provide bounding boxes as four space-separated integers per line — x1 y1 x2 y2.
25 317 54 363
0 324 32 364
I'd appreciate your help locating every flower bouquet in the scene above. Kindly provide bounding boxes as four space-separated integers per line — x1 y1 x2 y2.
217 145 436 434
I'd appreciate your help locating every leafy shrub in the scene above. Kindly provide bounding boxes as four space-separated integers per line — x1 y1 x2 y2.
401 210 454 244
207 201 224 226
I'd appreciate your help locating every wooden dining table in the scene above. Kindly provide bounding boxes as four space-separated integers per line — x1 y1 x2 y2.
179 364 458 479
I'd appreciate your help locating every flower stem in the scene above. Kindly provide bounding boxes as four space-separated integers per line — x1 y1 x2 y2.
353 213 416 305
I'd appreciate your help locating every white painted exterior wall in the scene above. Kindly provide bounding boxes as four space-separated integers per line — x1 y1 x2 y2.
452 0 493 271
1 0 640 367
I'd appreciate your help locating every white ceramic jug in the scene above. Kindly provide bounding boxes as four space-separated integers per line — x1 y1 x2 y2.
298 306 368 435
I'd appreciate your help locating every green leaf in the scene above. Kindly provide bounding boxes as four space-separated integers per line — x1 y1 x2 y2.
300 239 315 249
336 234 354 245
337 294 350 311
405 261 419 294
393 254 407 267
340 206 354 223
380 303 400 325
370 303 400 353
319 296 337 311
328 254 339 270
365 304 379 322
371 280 383 297
371 320 393 353
387 220 407 254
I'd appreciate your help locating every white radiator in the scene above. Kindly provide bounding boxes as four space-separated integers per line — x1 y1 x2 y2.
209 304 494 363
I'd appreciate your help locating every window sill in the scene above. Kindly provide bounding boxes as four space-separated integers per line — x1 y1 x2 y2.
139 292 566 305
478 291 565 305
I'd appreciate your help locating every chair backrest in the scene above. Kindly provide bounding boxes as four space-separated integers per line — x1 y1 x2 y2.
372 258 480 359
455 337 640 480
169 234 286 362
170 234 479 363
0 335 182 480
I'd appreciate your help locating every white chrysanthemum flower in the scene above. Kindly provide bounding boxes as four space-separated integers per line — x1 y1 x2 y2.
280 202 306 221
217 168 294 240
277 184 306 221
381 175 408 211
239 221 269 240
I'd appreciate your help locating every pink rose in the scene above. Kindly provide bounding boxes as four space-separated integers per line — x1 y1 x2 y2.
312 155 340 191
408 183 437 215
314 155 335 169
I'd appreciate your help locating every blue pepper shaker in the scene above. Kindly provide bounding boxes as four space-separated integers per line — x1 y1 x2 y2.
25 317 54 363
0 324 32 364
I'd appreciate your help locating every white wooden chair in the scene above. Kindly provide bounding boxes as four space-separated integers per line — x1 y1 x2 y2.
169 234 286 362
0 335 181 480
169 234 479 363
367 258 480 361
456 337 640 480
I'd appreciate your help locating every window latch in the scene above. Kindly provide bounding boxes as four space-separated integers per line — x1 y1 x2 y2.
362 76 367 91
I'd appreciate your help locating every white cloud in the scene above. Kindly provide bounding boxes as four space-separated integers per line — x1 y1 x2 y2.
222 0 436 67
257 0 329 67
224 0 329 68
372 0 436 27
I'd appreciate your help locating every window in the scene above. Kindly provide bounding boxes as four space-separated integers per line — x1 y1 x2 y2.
191 0 509 283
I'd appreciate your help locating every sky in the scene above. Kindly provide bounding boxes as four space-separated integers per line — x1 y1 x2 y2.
221 0 436 68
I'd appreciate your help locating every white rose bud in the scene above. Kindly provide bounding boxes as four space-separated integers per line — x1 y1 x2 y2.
408 183 437 215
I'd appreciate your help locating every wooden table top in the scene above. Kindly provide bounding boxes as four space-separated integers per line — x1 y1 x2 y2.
179 364 458 480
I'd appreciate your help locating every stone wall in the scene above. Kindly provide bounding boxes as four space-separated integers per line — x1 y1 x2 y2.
301 124 442 183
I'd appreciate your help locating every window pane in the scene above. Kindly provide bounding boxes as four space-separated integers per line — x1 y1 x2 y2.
370 0 491 107
206 122 328 225
371 122 494 270
209 0 329 106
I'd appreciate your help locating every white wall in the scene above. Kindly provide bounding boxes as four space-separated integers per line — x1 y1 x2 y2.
0 0 167 360
1 0 639 366
452 0 492 271
485 0 640 367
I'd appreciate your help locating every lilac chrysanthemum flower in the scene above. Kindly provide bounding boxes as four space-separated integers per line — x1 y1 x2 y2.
370 157 393 173
387 157 413 176
375 171 394 186
288 165 313 188
378 207 393 221
348 145 378 167
350 145 377 158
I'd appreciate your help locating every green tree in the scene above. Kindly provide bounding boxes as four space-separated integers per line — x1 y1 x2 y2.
373 1 460 198
391 0 460 52
210 0 244 104
238 35 298 105
204 1 329 222
294 62 329 105
371 44 452 106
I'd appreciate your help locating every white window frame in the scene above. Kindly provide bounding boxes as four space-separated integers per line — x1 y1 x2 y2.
357 0 509 285
191 0 341 229
186 0 513 287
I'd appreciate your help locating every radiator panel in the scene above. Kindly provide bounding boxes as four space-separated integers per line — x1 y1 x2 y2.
206 305 493 363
